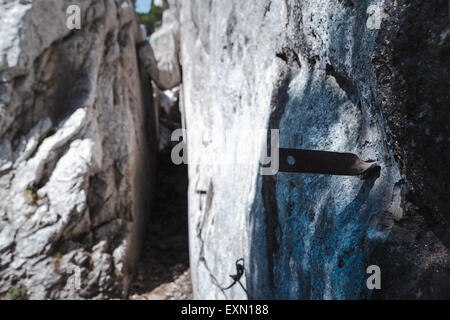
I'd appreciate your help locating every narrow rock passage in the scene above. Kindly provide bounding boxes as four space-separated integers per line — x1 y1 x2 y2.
129 151 191 300
129 94 192 300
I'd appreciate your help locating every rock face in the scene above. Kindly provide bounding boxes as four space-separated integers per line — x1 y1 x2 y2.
0 0 157 299
175 0 450 299
1 0 448 300
139 3 181 91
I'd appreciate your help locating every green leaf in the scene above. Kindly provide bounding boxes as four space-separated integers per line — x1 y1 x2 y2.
135 2 164 35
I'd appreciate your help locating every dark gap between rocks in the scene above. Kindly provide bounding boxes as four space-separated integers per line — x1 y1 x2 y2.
130 87 192 300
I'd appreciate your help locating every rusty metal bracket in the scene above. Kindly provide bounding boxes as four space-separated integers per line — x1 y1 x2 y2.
278 148 381 179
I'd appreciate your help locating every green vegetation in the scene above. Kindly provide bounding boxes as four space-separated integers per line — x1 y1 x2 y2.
120 55 127 69
24 188 38 206
52 251 63 269
1 286 29 300
135 2 164 35
25 211 36 221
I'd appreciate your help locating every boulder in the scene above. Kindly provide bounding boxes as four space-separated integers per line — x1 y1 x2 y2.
139 5 181 90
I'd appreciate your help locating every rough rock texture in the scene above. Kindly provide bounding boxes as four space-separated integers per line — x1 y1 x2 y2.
139 4 181 91
176 0 450 299
1 0 448 301
131 269 192 300
129 83 191 300
370 0 450 299
0 0 157 299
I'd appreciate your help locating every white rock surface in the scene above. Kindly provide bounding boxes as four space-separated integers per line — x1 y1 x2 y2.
0 0 154 299
139 4 181 90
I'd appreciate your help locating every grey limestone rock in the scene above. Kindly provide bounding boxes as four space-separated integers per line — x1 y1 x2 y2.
0 0 156 299
177 0 450 299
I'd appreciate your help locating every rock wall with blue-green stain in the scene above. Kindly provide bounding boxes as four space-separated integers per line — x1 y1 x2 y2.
177 0 450 299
